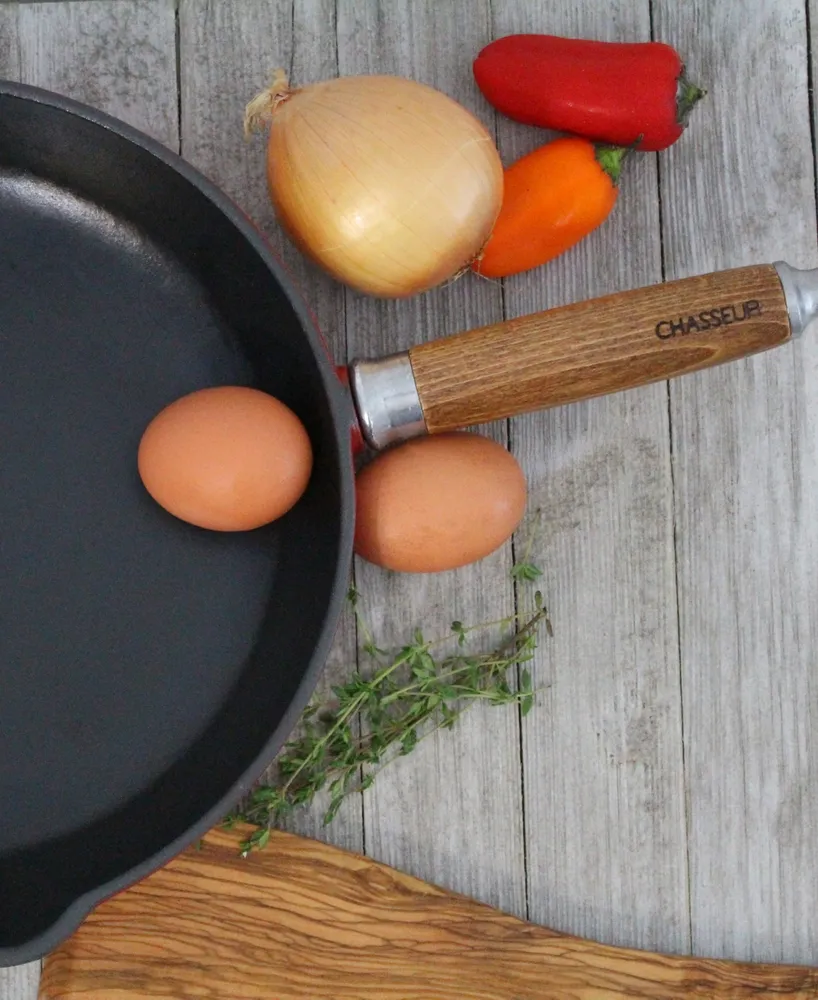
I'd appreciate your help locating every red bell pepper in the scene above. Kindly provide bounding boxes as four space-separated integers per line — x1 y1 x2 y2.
473 34 705 152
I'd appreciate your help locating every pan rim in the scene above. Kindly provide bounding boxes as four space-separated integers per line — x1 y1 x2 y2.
0 78 356 966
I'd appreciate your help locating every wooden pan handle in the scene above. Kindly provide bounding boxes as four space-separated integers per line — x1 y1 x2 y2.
409 264 791 432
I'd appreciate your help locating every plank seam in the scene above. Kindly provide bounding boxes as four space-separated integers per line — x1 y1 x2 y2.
174 0 181 156
649 0 693 952
330 0 365 853
483 0 532 924
340 73 365 863
804 0 818 239
15 0 21 80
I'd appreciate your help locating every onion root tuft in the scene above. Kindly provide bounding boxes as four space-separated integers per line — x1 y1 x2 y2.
244 69 292 138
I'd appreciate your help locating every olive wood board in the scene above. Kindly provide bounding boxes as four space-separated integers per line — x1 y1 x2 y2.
38 825 818 999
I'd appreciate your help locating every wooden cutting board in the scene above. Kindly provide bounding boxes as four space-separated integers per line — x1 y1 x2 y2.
39 824 818 999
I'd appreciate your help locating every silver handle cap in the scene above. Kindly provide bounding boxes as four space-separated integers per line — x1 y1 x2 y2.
348 353 427 451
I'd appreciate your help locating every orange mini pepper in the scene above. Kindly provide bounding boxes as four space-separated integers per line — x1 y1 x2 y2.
472 137 629 279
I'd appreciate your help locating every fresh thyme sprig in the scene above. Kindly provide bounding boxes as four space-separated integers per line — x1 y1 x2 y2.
510 507 544 583
226 579 552 856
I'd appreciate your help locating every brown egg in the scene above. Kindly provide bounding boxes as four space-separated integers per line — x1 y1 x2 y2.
138 386 313 531
354 432 527 573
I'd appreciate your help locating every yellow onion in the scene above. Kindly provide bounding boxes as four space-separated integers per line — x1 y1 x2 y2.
245 72 504 298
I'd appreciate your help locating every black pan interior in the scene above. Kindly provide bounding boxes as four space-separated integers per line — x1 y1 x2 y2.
0 85 353 962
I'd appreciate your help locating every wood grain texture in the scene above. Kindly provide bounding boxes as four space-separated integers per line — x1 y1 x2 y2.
0 5 19 81
489 0 690 954
0 969 39 1000
17 0 177 150
655 0 818 963
336 0 527 918
411 264 791 432
177 0 363 851
38 826 818 1000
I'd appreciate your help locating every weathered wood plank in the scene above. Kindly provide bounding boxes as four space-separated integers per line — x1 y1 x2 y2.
178 0 362 850
0 967 39 1000
335 0 526 917
655 0 818 963
491 1 689 952
17 0 177 150
0 5 19 81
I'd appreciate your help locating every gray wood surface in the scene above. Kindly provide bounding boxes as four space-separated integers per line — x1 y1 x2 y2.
336 0 527 918
2 0 817 995
0 969 38 1000
0 6 19 82
16 0 177 150
491 0 689 954
656 0 818 964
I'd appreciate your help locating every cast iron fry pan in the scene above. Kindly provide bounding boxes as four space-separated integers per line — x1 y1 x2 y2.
0 81 354 965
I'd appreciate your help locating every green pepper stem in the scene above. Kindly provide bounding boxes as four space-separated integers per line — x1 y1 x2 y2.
677 69 707 125
595 144 632 185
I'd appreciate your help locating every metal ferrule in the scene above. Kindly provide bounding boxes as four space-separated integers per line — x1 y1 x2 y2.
774 260 818 339
348 353 427 451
